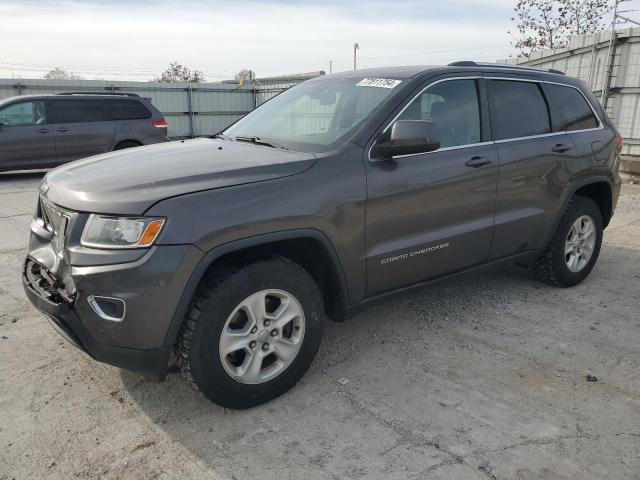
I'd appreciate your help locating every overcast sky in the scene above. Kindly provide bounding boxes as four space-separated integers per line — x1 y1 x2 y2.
0 0 636 82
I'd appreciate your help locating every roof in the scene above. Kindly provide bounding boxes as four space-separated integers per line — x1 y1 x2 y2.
0 93 143 105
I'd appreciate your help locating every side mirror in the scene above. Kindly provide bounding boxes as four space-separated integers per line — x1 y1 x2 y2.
372 120 440 160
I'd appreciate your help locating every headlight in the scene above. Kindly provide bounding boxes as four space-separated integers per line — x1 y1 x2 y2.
80 215 165 249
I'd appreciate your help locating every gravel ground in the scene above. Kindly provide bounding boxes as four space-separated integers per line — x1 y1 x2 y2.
1 173 639 480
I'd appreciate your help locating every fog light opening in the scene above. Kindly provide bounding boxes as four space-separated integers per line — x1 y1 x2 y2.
87 295 126 322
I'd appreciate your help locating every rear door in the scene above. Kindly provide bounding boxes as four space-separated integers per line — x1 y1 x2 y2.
542 82 613 164
0 99 56 170
47 98 115 163
487 77 578 259
364 75 499 295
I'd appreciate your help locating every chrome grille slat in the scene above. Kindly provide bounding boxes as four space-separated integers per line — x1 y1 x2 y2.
38 196 73 252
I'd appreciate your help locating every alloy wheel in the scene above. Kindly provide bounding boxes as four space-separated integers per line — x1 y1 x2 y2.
564 215 596 273
219 289 305 384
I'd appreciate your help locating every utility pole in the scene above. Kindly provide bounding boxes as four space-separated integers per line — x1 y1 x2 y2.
600 0 619 106
329 60 332 74
353 43 359 71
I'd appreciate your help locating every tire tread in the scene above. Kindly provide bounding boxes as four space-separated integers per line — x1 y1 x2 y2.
175 255 323 407
534 195 602 287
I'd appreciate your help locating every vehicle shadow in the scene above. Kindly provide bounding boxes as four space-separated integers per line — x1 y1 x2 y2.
119 264 554 479
120 243 640 479
0 170 47 189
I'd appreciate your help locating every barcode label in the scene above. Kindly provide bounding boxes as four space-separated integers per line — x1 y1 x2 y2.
356 78 402 89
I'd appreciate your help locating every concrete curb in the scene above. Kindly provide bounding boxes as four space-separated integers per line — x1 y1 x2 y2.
620 156 640 183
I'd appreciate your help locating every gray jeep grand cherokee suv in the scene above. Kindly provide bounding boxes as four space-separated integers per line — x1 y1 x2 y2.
23 63 622 408
0 92 168 172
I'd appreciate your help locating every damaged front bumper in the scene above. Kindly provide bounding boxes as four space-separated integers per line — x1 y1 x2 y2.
23 257 174 380
23 195 203 380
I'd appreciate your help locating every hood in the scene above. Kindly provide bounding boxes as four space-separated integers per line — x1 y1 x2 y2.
43 138 316 214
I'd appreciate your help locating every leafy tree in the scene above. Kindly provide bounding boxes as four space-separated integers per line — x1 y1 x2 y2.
155 62 205 83
510 0 611 56
234 68 253 85
43 67 83 80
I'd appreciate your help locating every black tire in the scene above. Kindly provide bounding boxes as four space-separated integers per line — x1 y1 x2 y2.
176 256 325 409
113 140 141 151
534 195 603 287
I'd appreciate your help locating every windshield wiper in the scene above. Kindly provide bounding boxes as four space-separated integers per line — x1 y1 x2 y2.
234 136 287 150
211 132 231 141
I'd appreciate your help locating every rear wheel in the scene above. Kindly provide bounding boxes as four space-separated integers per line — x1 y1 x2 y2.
113 140 141 151
176 256 325 409
534 196 603 287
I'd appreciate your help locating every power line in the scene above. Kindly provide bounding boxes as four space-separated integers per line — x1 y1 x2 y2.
260 43 514 76
0 61 238 81
1 42 516 82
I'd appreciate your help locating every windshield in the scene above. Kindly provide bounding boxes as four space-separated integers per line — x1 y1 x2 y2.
223 76 403 153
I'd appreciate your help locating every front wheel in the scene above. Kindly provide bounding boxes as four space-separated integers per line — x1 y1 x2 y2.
176 256 325 409
534 195 603 287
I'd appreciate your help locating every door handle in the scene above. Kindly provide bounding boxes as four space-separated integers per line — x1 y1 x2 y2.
551 144 572 153
465 156 493 168
56 127 69 133
38 128 52 134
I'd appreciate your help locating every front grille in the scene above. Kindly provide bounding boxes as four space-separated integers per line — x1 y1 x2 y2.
39 196 69 234
38 196 72 251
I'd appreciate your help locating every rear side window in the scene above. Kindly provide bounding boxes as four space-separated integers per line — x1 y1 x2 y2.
106 100 151 120
544 84 599 132
489 80 550 140
48 99 107 123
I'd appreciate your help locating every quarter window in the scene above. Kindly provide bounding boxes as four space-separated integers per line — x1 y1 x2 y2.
397 79 481 149
544 84 599 132
106 100 152 120
0 101 47 126
489 80 550 140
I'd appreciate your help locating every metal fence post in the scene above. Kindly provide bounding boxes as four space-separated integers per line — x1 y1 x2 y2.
187 85 195 138
252 84 257 109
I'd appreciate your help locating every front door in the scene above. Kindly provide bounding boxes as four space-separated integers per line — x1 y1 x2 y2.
0 100 56 171
364 76 498 295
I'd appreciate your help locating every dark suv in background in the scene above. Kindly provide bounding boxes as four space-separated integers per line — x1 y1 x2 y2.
23 62 622 409
0 92 168 172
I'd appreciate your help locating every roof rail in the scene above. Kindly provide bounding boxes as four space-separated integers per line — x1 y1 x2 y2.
447 61 565 76
55 92 140 97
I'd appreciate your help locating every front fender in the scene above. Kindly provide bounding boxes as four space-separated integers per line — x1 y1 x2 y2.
160 229 350 347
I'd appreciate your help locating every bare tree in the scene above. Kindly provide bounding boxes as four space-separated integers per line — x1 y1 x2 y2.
155 62 205 83
234 68 253 85
564 0 610 34
43 67 83 80
510 0 611 57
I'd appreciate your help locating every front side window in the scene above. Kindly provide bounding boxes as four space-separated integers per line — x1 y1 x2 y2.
544 84 599 132
489 80 550 140
48 99 107 123
224 76 401 153
0 101 47 126
397 79 481 149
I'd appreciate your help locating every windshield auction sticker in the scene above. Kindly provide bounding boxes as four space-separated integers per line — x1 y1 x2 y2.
356 78 402 89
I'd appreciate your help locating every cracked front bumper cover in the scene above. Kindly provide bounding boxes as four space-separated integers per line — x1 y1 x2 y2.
23 259 172 380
